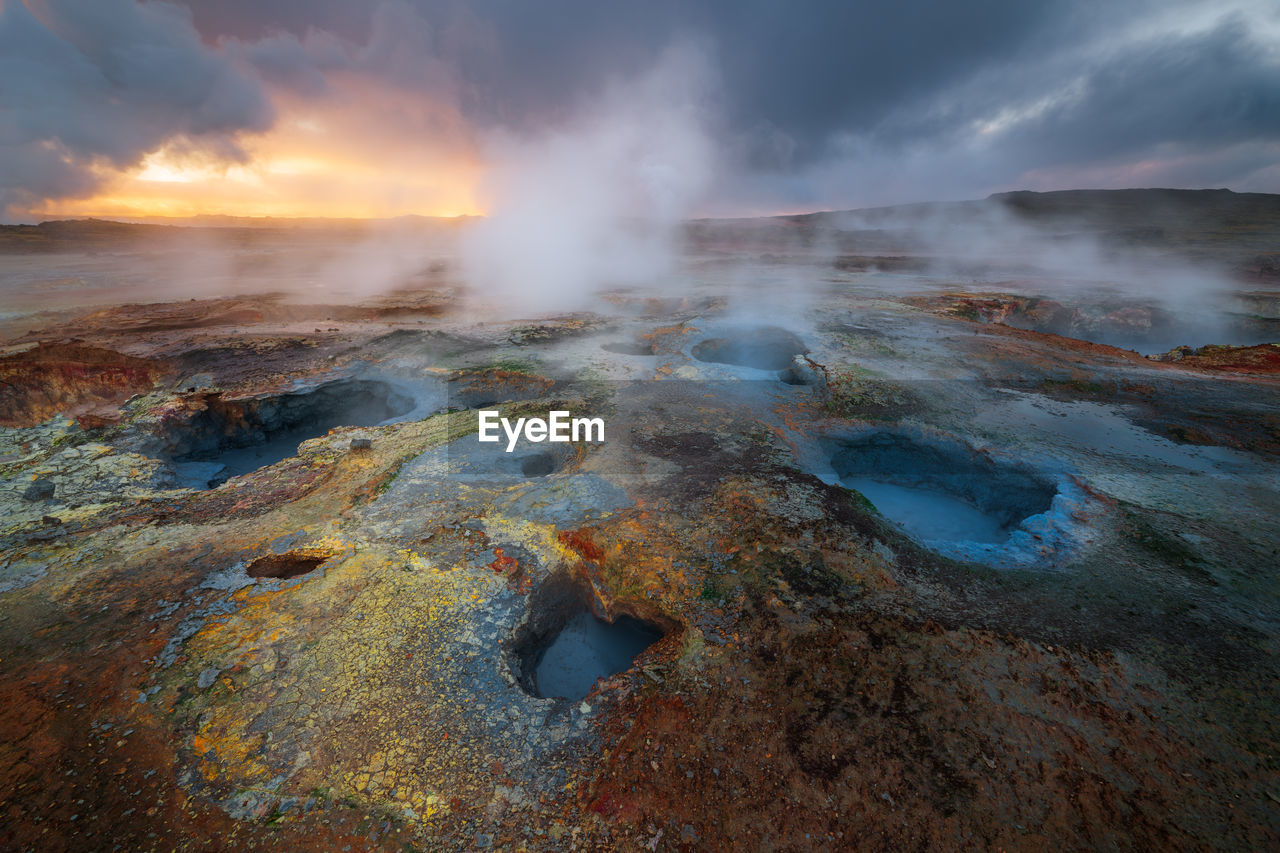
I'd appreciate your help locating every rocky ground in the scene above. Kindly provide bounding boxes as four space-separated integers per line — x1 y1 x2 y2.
1 222 1279 851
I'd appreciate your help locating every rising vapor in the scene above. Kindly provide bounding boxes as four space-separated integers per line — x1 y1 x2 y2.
460 43 717 314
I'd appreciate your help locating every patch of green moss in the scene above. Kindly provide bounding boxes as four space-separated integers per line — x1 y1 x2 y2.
699 575 725 601
483 357 538 374
843 486 876 512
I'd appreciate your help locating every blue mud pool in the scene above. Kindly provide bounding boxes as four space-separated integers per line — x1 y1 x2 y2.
533 612 662 700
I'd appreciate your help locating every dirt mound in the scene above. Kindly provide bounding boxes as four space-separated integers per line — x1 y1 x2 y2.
0 342 171 426
1149 342 1280 374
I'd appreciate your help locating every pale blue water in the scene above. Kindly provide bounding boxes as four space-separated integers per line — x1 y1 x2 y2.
205 430 318 480
842 477 1012 544
533 612 662 699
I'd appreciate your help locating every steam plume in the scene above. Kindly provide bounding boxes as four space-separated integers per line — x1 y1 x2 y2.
461 44 716 315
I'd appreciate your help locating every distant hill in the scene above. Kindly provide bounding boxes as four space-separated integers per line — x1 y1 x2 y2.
987 188 1280 230
686 188 1280 271
760 187 1280 227
5 189 1277 273
0 214 470 252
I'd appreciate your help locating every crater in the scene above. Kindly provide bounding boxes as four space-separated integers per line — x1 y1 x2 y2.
510 573 666 700
830 431 1057 545
520 451 559 477
691 326 806 370
167 379 413 486
246 551 329 580
601 340 656 356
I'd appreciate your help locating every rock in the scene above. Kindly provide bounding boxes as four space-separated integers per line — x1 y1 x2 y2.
23 478 54 501
350 438 373 451
172 461 228 490
42 515 62 526
197 667 221 689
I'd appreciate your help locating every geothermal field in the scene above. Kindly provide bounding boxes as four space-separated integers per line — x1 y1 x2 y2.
0 188 1277 849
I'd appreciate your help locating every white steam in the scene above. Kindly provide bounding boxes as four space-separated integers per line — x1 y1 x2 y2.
816 198 1251 351
461 44 716 315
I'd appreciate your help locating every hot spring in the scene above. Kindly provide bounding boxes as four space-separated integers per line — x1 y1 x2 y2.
830 431 1058 547
511 574 666 701
167 379 414 487
691 326 806 371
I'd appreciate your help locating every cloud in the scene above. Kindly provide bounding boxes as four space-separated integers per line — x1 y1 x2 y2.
5 0 1279 219
231 1 463 98
0 0 273 217
992 16 1280 166
710 2 1280 210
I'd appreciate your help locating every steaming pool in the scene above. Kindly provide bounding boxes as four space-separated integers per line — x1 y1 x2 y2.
811 429 1094 565
532 612 663 700
838 477 1015 544
167 378 416 488
690 326 807 370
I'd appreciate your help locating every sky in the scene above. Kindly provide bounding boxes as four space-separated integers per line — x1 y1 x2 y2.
1 0 1278 222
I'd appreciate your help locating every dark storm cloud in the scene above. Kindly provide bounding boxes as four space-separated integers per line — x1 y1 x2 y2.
229 2 463 98
0 0 273 212
183 0 1280 194
3 0 1278 217
186 0 1075 161
768 5 1280 208
994 17 1280 167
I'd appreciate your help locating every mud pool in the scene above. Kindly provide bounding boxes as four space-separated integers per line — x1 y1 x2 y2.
827 430 1060 556
171 378 414 485
1077 321 1280 355
690 326 806 370
954 289 1280 355
531 612 663 700
520 451 558 477
839 478 1014 543
601 340 656 356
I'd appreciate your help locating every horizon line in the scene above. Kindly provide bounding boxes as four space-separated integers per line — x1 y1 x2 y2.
5 185 1263 229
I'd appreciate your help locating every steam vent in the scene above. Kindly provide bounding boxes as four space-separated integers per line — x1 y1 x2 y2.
1 5 1279 847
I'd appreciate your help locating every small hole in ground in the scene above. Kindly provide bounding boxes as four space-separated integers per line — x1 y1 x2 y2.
601 341 655 356
691 326 806 370
520 452 558 477
246 553 328 579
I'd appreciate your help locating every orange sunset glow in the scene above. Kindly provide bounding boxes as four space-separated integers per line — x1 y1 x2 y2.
28 76 485 221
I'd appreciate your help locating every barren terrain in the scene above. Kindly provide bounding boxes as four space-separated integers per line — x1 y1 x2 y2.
1 190 1278 851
